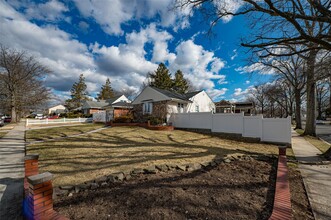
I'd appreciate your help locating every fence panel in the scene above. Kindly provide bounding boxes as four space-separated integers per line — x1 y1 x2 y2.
26 118 89 126
170 112 212 129
262 117 291 144
243 115 263 138
212 113 244 134
169 113 291 145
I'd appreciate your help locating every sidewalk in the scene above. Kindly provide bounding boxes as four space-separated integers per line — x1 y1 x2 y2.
291 130 331 220
0 122 26 220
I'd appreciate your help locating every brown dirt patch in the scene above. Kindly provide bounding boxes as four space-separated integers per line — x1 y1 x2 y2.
55 158 277 220
288 165 314 220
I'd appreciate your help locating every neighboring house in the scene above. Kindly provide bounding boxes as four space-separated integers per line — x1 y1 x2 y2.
132 86 215 122
48 104 66 115
215 100 254 115
82 95 131 115
104 101 133 121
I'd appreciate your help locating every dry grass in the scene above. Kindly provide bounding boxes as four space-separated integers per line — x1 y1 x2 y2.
27 126 283 186
0 132 7 138
26 124 105 142
295 129 330 154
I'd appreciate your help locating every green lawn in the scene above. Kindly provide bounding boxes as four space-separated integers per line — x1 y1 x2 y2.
26 123 105 142
27 126 288 186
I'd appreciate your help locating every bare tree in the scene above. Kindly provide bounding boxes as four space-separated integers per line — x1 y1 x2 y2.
0 45 51 122
258 53 306 128
176 0 331 136
176 0 331 52
248 84 269 115
316 79 330 119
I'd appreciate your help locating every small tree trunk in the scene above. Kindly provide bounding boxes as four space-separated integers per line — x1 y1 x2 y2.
294 90 302 129
303 50 318 136
11 105 17 123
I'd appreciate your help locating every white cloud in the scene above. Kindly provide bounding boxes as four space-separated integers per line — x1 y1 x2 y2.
233 86 254 101
234 88 243 96
0 1 100 93
0 1 227 101
73 0 192 36
231 49 238 60
245 80 250 84
213 0 243 23
20 0 68 22
236 63 275 75
207 88 228 100
78 21 89 34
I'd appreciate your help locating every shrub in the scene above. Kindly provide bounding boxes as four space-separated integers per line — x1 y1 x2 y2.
148 116 164 126
114 115 133 123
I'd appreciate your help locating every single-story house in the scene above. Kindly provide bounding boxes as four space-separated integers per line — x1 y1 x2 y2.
104 101 133 121
215 100 254 115
132 86 215 122
48 104 66 115
82 95 131 115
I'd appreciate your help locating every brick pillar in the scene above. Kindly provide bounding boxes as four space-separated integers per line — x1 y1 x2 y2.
24 154 39 196
278 146 287 156
26 172 54 220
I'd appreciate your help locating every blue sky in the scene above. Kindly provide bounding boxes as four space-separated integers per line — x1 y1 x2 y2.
0 0 273 103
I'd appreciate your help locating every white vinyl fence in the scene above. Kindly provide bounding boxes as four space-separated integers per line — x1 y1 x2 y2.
169 112 291 145
26 117 91 126
93 112 106 123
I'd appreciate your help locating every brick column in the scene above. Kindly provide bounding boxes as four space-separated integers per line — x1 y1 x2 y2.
26 172 54 220
278 146 287 156
24 154 39 196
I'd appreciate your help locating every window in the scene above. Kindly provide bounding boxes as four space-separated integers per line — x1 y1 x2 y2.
143 102 153 114
195 105 199 112
177 103 184 113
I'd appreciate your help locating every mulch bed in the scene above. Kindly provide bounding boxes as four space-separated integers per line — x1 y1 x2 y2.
288 166 314 220
54 157 312 220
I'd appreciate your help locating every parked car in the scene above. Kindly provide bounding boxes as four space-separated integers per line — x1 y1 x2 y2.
0 118 4 126
48 115 59 119
4 117 11 123
35 114 44 119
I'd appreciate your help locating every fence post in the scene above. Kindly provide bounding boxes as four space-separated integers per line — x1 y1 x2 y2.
25 172 54 219
24 154 39 197
46 118 48 124
63 117 66 123
26 119 29 127
78 117 81 122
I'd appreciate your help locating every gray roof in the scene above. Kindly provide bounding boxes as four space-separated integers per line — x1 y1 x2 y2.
185 91 202 99
105 95 122 104
151 87 201 101
83 100 108 109
106 101 133 108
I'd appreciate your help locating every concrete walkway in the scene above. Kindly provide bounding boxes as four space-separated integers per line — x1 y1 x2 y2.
0 122 25 220
291 130 331 220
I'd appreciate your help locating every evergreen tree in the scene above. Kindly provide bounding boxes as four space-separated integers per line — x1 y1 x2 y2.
97 78 115 101
148 63 173 90
173 70 189 94
65 74 90 110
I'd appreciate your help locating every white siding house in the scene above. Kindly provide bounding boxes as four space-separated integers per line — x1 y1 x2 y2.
132 87 215 122
186 91 215 113
48 105 66 114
